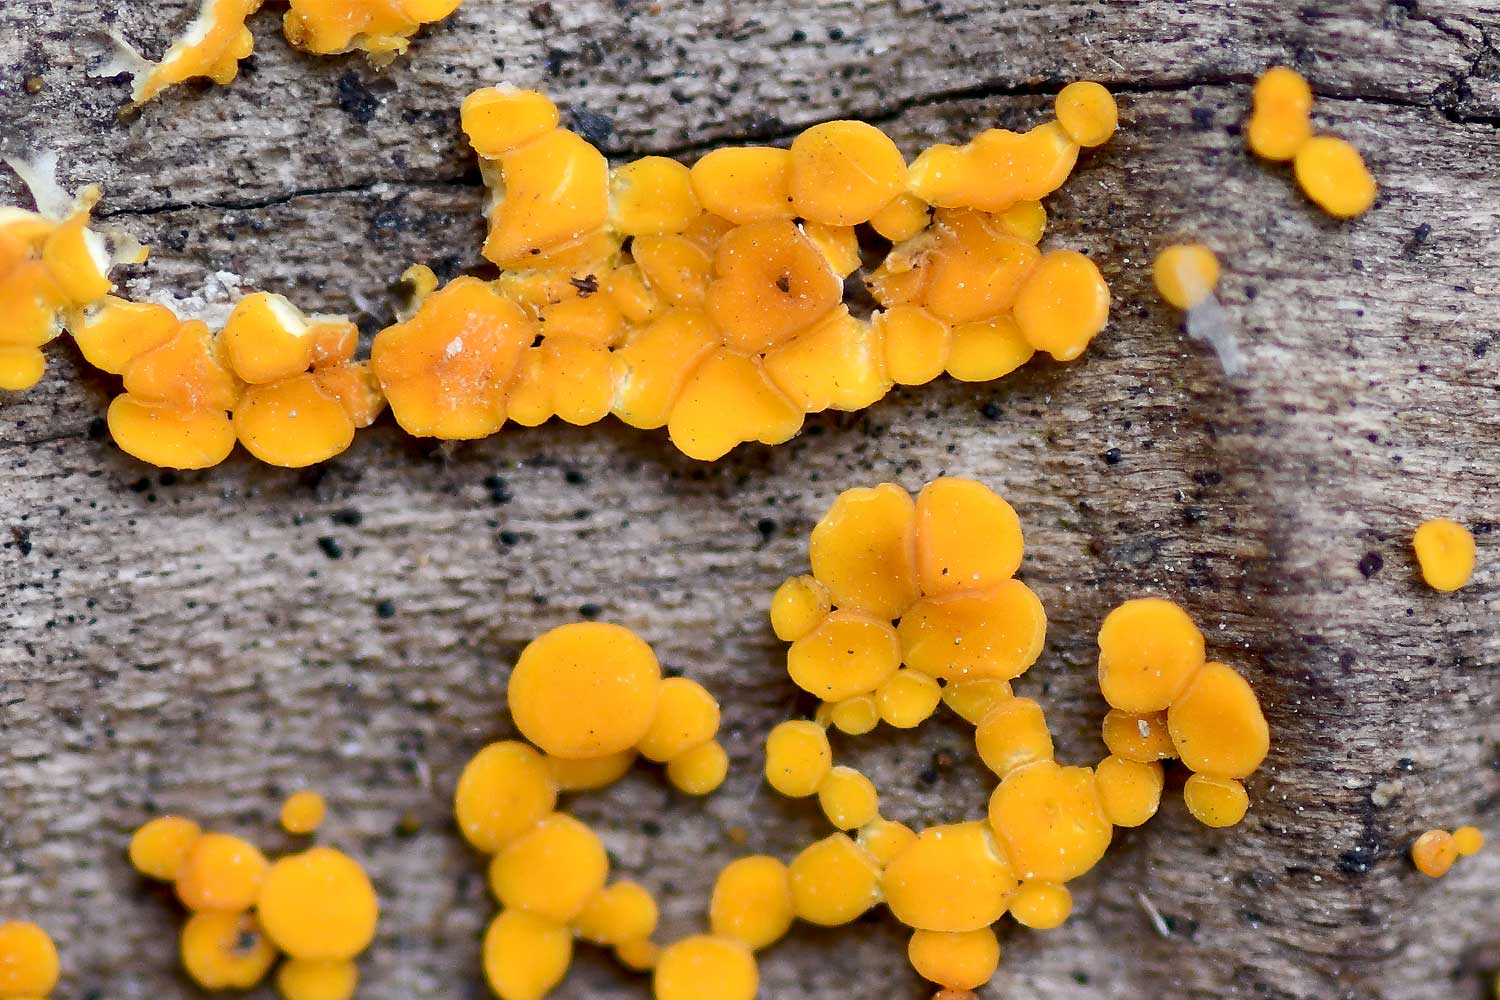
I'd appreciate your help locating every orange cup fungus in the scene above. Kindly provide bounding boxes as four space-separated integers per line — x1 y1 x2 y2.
5 84 1119 473
128 798 377 999
1412 518 1476 592
114 0 465 106
1246 66 1376 217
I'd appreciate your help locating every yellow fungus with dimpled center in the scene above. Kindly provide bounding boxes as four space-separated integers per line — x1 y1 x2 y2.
180 910 279 991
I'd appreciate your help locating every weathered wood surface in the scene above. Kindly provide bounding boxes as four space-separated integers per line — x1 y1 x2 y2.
2 2 1498 998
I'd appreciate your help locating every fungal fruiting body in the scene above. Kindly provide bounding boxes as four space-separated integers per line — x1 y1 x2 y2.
0 921 60 999
1151 242 1245 375
0 156 145 390
455 622 727 998
1412 518 1476 592
128 802 376 999
1247 67 1376 218
6 84 1116 471
754 480 1271 992
1411 826 1484 878
114 0 464 106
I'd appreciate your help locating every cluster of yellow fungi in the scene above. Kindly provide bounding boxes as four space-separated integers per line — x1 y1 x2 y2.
754 478 1271 995
0 921 60 1000
453 622 730 1000
127 793 377 1000
1246 67 1376 218
453 479 1270 1000
111 0 464 106
1410 825 1485 879
0 82 1117 468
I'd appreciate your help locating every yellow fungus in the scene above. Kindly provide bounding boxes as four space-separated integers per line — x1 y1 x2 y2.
921 212 1039 325
508 622 662 760
882 821 1016 933
546 750 636 792
1153 244 1220 311
876 305 951 386
908 122 1079 213
280 790 326 836
1182 773 1250 829
907 928 1000 990
994 200 1047 245
1246 67 1314 162
612 157 701 237
283 0 464 59
808 482 920 620
1293 136 1377 219
788 611 902 702
636 677 721 764
710 856 795 951
788 833 881 926
234 374 357 467
988 762 1112 882
876 668 943 729
179 910 278 991
276 958 359 1000
1008 881 1071 930
488 814 608 923
857 817 917 867
613 310 719 429
0 347 46 391
763 307 891 415
654 935 758 1000
666 349 803 461
940 678 1014 726
1096 597 1206 713
817 765 880 830
219 291 355 384
1054 81 1118 148
1167 661 1270 779
1411 829 1459 878
944 316 1035 382
175 832 269 912
482 909 572 1000
126 0 261 105
975 696 1054 777
764 720 833 798
828 693 880 736
574 882 659 947
614 937 660 972
0 921 60 999
690 147 795 225
915 477 1024 596
790 120 908 226
1413 518 1476 592
1453 826 1484 857
1100 708 1177 762
480 127 613 269
898 581 1047 682
70 297 178 375
129 815 202 881
257 847 378 961
870 193 931 242
1093 755 1164 828
455 741 558 853
370 276 532 440
462 88 561 158
706 220 842 355
665 739 730 796
1012 249 1110 362
106 393 237 470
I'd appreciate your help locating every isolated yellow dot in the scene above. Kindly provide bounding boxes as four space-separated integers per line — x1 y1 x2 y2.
1413 518 1476 592
281 791 326 835
1054 81 1118 147
1153 244 1220 311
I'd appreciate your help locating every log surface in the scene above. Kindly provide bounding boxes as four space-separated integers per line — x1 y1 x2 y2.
1 2 1498 998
